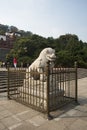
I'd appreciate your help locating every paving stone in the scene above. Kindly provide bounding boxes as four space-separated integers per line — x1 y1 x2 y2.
17 108 39 119
84 103 87 107
61 109 87 118
8 122 22 130
0 77 87 130
75 105 87 112
6 104 30 114
35 120 66 130
16 110 38 121
65 109 78 116
68 110 87 117
9 122 35 130
1 116 21 128
54 117 77 128
68 119 87 130
54 113 68 121
2 129 9 130
27 115 47 126
0 122 6 130
0 110 12 120
0 106 5 112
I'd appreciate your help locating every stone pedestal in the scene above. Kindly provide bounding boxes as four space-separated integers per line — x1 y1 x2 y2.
18 77 64 110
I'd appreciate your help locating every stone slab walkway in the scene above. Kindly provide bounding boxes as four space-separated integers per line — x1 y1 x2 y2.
0 77 87 130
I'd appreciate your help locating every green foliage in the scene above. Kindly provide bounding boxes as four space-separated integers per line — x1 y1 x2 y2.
6 33 87 68
0 24 8 35
56 50 74 67
0 24 87 68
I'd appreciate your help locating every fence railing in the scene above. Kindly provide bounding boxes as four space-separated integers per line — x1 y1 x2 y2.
0 68 8 93
7 62 78 119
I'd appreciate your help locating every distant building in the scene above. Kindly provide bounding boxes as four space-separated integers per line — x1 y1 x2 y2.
5 32 21 39
0 35 6 41
0 34 15 62
0 32 21 62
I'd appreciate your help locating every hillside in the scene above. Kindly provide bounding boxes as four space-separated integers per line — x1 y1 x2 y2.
0 24 32 62
0 24 32 36
0 24 87 68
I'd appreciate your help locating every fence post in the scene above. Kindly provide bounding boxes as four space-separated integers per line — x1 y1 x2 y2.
74 62 78 103
21 62 23 68
7 62 10 99
46 61 53 119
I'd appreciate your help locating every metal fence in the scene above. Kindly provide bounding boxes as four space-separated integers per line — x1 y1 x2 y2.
7 62 78 118
0 68 8 93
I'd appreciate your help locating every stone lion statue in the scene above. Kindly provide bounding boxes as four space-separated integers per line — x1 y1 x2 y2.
26 47 56 81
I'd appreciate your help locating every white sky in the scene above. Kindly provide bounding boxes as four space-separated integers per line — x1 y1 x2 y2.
0 0 87 42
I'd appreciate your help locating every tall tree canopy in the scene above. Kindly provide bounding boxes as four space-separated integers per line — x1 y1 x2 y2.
0 24 87 67
6 34 87 68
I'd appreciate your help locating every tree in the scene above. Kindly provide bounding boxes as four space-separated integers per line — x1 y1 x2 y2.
8 26 18 32
56 50 74 67
6 29 87 68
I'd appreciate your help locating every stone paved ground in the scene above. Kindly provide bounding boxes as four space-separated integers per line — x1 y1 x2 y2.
0 77 87 130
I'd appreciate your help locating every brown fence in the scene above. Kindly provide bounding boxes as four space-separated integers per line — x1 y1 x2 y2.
7 62 78 119
0 68 8 93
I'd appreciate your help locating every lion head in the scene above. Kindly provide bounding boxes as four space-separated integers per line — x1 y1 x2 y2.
39 48 56 62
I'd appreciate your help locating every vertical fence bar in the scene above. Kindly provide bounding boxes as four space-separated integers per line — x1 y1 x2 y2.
74 62 78 103
46 61 53 119
46 61 50 118
7 63 10 99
